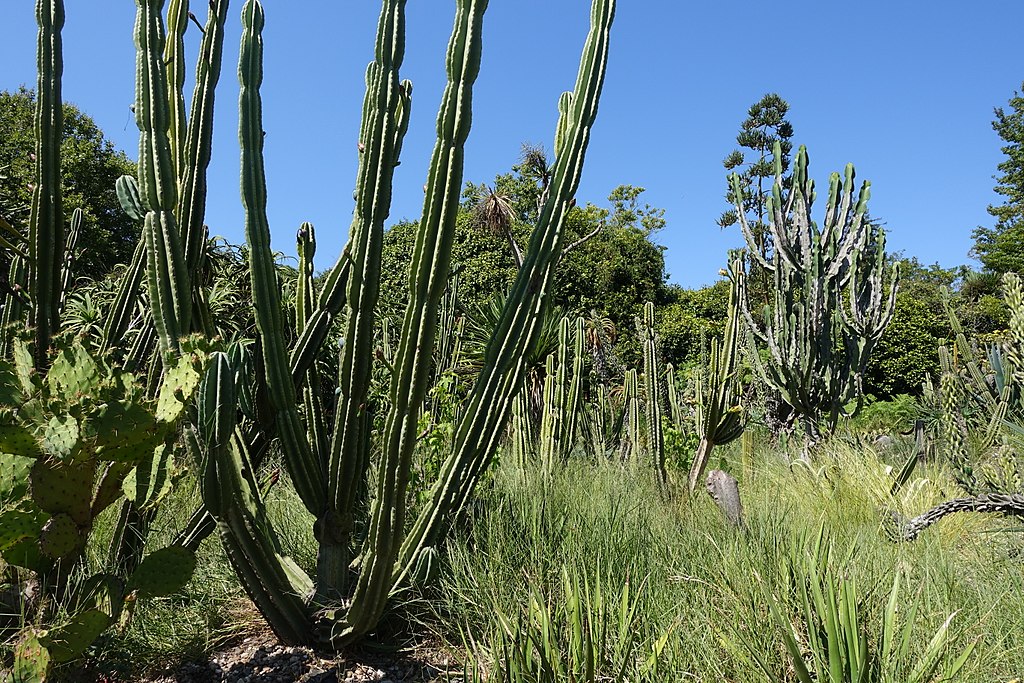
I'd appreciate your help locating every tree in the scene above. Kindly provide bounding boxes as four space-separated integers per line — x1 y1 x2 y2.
379 174 670 367
717 93 794 237
971 84 1024 275
0 87 138 282
718 94 794 310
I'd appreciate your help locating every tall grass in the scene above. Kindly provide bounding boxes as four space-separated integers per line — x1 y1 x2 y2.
435 434 1024 681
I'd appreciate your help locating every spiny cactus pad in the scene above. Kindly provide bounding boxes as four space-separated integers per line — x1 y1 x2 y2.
0 507 45 552
0 453 35 503
127 545 196 597
155 355 202 423
0 423 41 458
30 458 94 526
46 342 102 401
39 608 111 663
13 629 51 682
92 399 162 460
12 339 37 396
39 513 83 559
42 415 81 459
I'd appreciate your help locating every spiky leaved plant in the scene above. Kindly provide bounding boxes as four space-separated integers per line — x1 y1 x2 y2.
732 143 899 443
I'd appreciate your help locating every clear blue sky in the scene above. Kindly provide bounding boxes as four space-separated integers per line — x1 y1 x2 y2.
3 2 1023 288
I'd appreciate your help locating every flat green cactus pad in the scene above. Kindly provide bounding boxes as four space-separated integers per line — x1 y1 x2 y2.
39 607 111 664
156 355 202 424
30 459 94 527
0 507 45 552
0 423 41 458
42 415 81 460
0 453 35 503
127 545 196 598
46 342 102 401
39 513 83 559
14 629 51 682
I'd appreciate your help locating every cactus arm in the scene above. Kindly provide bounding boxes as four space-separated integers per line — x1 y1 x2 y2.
325 0 410 557
179 0 230 273
394 0 615 587
163 0 189 178
29 0 65 368
58 207 81 315
134 0 191 357
238 0 325 516
336 0 487 640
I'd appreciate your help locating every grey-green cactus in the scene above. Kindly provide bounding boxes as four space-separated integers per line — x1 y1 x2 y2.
639 302 667 488
731 143 899 441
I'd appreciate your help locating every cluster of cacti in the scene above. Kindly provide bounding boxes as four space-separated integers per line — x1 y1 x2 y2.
639 302 667 488
934 273 1024 496
3 0 616 656
538 317 585 474
0 336 199 673
687 267 745 492
731 142 900 442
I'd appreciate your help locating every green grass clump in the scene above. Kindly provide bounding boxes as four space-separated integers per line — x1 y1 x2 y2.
435 436 1024 681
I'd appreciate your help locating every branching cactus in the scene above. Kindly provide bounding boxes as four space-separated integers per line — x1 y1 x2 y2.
169 0 620 648
731 143 899 442
688 268 745 493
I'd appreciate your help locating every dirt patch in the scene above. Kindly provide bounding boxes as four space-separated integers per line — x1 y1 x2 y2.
143 631 465 683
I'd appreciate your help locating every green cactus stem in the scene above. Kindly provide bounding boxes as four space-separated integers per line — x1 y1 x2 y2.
28 0 65 369
395 0 616 591
688 269 745 492
134 0 191 357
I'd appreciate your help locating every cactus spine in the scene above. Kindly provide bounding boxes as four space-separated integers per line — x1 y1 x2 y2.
732 143 899 441
28 0 65 369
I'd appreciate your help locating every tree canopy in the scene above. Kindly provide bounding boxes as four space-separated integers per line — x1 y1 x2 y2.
0 87 138 282
971 84 1024 275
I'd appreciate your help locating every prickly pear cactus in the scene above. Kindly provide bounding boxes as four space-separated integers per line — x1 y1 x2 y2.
0 337 203 671
126 545 197 598
13 630 51 682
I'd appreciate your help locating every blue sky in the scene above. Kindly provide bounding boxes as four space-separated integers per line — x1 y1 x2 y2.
3 2 1023 288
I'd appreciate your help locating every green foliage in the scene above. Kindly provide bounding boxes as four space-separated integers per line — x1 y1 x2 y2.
0 88 137 281
718 93 794 233
865 294 944 398
656 280 729 367
738 531 974 683
971 83 1024 275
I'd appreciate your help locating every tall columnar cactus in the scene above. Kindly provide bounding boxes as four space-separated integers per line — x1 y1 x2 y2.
28 0 65 369
186 0 616 648
688 268 745 492
135 0 192 358
639 302 667 488
732 143 899 441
